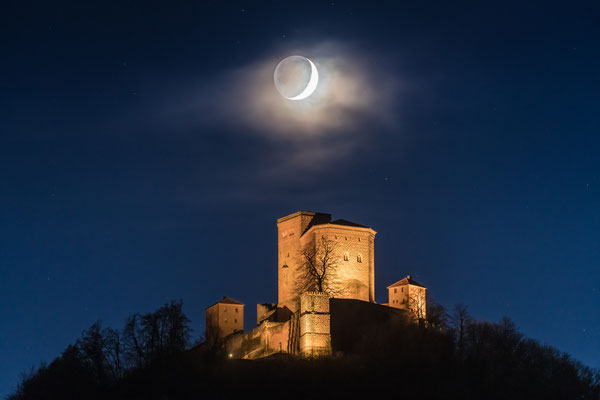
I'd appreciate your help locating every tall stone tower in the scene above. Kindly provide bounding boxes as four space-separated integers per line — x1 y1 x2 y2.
277 211 377 312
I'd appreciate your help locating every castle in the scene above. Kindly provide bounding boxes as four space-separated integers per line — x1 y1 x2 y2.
205 211 427 357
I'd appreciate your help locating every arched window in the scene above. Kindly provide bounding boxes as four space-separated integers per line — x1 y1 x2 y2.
343 252 349 261
357 254 363 263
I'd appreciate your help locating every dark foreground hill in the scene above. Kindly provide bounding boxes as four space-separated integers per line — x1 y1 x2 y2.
8 300 600 400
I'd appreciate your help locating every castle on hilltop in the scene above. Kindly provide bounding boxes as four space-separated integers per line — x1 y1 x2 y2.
205 211 427 357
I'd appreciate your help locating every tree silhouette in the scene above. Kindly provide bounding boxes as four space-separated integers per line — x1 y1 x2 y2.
449 303 471 362
295 236 340 296
122 300 191 368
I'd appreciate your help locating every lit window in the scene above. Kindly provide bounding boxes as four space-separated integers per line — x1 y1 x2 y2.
344 252 349 261
357 254 362 263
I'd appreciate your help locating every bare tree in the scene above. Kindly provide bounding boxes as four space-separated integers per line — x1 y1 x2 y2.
406 289 427 322
77 321 108 386
122 314 145 369
425 297 447 330
295 236 340 296
122 300 191 368
449 303 471 361
102 327 123 381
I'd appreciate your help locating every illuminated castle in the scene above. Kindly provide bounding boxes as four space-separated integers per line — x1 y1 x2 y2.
205 211 427 357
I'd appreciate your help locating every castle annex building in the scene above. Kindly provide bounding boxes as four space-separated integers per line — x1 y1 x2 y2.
205 211 427 357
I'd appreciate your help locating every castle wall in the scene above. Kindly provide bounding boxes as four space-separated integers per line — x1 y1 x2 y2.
299 292 331 356
388 285 408 307
262 321 290 353
277 212 319 311
329 298 407 353
307 226 375 302
228 318 291 359
256 303 276 325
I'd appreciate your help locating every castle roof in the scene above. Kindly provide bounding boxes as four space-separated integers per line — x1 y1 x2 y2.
206 296 244 309
386 276 426 289
303 214 374 236
329 219 368 228
278 210 374 236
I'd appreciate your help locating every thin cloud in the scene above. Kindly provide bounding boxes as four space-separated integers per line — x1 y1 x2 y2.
212 40 400 139
144 40 401 184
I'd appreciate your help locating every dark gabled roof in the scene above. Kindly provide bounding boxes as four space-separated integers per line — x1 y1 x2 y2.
387 276 426 289
330 219 368 228
220 296 243 304
278 211 374 236
305 217 369 233
206 296 244 309
302 212 332 234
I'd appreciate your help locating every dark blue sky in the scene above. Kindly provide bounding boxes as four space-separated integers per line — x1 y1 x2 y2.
1 1 599 396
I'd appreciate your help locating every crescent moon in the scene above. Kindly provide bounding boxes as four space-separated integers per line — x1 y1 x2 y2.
287 58 319 101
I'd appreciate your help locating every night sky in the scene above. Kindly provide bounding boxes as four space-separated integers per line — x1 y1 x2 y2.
2 1 599 396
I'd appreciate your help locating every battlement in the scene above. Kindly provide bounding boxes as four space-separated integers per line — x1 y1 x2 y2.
277 211 321 224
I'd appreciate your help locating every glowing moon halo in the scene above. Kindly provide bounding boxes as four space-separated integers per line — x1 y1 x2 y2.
273 55 319 101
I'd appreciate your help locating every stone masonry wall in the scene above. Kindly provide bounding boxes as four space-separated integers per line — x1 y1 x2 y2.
303 226 375 302
299 292 331 356
277 213 308 311
277 211 376 312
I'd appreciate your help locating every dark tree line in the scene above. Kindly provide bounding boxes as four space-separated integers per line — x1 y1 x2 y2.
8 299 600 400
8 300 191 400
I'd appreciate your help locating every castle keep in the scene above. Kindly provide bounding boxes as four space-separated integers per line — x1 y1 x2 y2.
205 211 427 357
277 211 376 311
